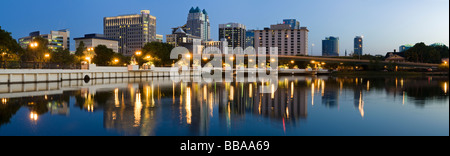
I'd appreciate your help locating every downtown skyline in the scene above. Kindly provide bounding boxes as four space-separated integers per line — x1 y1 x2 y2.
0 0 448 56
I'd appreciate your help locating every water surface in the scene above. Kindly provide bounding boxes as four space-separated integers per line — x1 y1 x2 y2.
0 76 448 136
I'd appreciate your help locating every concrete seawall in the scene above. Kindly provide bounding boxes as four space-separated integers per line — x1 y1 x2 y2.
0 65 193 84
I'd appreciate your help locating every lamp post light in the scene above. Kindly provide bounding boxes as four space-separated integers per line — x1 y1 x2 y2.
44 53 50 69
135 51 142 56
1 52 6 69
30 42 38 48
310 60 319 70
85 56 91 64
29 42 39 69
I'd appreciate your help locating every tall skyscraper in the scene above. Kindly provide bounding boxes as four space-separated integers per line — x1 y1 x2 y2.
245 30 255 48
104 10 156 56
186 7 210 41
322 36 339 57
283 19 300 29
18 29 70 51
354 36 363 56
219 23 246 49
254 19 309 56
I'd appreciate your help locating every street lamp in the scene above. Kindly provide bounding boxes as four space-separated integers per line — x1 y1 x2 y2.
30 42 38 48
135 51 142 56
44 53 50 69
85 56 91 64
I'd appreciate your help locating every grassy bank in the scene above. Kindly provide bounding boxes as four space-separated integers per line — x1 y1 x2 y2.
330 71 446 77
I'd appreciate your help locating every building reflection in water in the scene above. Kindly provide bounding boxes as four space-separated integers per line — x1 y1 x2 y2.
0 76 448 135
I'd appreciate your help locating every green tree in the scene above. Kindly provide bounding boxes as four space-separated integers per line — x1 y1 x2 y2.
0 26 23 61
50 48 75 65
92 45 115 66
74 41 86 64
75 41 85 57
113 52 129 66
405 42 442 63
21 36 50 62
434 44 449 59
142 42 174 67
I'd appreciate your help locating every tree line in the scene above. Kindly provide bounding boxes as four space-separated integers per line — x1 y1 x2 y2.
1 26 174 67
404 42 449 64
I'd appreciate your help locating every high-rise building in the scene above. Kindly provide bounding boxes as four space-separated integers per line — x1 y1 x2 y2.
74 34 119 53
156 34 164 43
18 29 70 51
186 7 210 41
104 10 156 56
166 27 201 48
254 20 309 56
354 36 363 56
399 44 413 52
283 19 300 29
245 30 255 48
322 36 339 57
219 23 246 49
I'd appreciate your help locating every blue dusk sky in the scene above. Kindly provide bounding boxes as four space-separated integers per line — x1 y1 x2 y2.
0 0 448 55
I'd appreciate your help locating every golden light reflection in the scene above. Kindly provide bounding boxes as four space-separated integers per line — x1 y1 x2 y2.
395 78 398 88
311 82 315 106
286 107 290 119
249 84 253 98
258 94 262 114
359 91 365 118
230 86 234 101
209 92 214 117
173 82 175 105
114 88 120 107
84 92 94 112
1 98 7 104
321 80 325 97
444 82 448 94
30 111 38 121
367 80 370 91
227 102 231 127
151 83 155 107
186 87 192 125
271 84 275 99
401 78 404 88
203 85 207 101
134 91 142 127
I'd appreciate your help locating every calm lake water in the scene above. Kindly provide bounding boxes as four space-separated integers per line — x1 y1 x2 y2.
0 76 448 136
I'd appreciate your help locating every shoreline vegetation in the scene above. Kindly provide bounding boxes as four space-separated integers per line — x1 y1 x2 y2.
330 71 449 77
